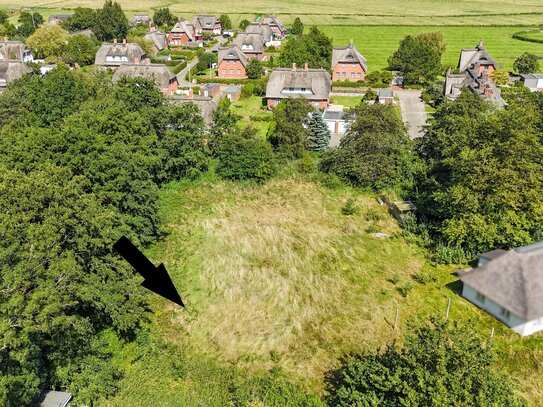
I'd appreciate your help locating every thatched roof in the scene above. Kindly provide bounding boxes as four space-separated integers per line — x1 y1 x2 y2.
192 15 220 32
131 15 151 25
332 43 367 72
458 40 498 72
261 15 284 33
218 46 248 67
233 33 265 54
245 23 273 43
0 41 28 61
112 63 176 89
266 67 331 100
145 30 168 51
0 61 32 86
170 21 195 41
95 42 146 66
458 246 543 320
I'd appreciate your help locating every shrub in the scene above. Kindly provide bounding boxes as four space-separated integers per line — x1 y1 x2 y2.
297 151 317 174
216 133 276 182
412 268 437 284
433 242 473 265
397 282 413 297
341 198 359 216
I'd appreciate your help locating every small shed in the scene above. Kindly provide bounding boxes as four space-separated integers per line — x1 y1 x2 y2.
223 85 241 102
200 83 221 98
377 89 395 105
37 391 72 407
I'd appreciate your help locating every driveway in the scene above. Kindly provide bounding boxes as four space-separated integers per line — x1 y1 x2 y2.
177 57 199 87
396 90 427 139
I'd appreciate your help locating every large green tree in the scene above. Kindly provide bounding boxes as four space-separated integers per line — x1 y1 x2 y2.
152 7 177 28
65 7 96 32
246 57 264 79
291 17 304 36
278 26 332 69
416 90 543 252
320 102 414 191
325 317 526 406
267 97 313 158
93 0 129 41
219 14 232 30
513 52 540 74
26 23 69 60
388 32 445 85
62 34 99 66
16 11 44 38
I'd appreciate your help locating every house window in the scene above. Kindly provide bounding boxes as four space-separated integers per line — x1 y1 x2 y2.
342 63 346 68
222 69 226 75
500 307 510 319
352 64 356 68
475 292 485 304
357 72 361 79
350 72 355 78
335 72 339 78
230 69 234 74
341 72 346 78
237 69 241 74
301 88 306 92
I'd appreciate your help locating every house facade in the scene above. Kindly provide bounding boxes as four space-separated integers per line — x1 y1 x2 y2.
232 33 266 60
217 46 247 79
520 74 543 92
265 64 332 109
0 40 33 63
458 242 543 336
332 42 367 82
168 21 195 45
112 63 178 95
94 40 148 67
444 40 504 106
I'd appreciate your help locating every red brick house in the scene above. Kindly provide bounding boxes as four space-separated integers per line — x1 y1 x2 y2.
265 64 332 109
200 83 221 98
217 46 248 79
168 21 195 45
232 33 266 60
261 15 285 39
331 42 367 82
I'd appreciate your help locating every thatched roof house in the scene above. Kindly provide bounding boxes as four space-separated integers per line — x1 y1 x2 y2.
0 61 32 89
0 40 33 62
232 33 266 58
112 63 178 95
95 41 147 67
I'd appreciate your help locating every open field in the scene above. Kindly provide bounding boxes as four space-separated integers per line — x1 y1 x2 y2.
1 0 543 26
104 172 543 406
321 26 543 71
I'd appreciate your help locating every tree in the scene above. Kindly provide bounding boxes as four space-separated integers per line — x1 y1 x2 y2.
216 130 276 182
325 317 526 407
291 17 304 36
320 102 414 191
416 90 543 252
246 57 264 79
93 0 129 41
26 23 69 60
239 19 251 31
196 49 217 72
219 14 232 30
16 11 44 38
152 7 177 28
62 33 98 65
490 69 510 85
209 98 241 153
278 26 332 69
362 88 377 102
267 97 313 158
306 110 331 150
388 32 444 85
65 7 96 32
0 9 8 24
0 22 16 38
513 52 540 74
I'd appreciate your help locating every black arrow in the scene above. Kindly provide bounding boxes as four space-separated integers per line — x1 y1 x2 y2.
113 236 184 307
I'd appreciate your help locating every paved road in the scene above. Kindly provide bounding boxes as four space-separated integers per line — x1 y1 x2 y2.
396 90 427 139
177 57 199 87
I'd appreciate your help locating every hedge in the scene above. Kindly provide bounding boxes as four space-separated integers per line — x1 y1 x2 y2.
512 30 543 44
196 77 266 85
171 60 188 75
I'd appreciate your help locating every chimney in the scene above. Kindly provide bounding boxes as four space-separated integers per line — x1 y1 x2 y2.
292 63 296 71
484 87 493 99
304 63 308 71
188 88 194 99
479 82 487 93
113 38 117 44
481 69 489 81
123 38 127 44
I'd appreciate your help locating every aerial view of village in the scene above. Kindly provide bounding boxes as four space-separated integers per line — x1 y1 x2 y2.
0 0 542 406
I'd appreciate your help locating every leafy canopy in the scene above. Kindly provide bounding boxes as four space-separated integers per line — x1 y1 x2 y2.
279 26 332 69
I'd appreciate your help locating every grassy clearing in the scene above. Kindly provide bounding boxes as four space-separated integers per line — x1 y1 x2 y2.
330 95 362 108
104 172 543 405
2 1 543 26
230 95 271 137
320 26 543 71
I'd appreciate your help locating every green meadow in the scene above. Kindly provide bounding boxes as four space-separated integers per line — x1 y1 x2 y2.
320 26 543 71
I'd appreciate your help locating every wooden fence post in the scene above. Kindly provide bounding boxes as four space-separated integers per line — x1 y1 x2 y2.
394 305 399 330
445 297 451 319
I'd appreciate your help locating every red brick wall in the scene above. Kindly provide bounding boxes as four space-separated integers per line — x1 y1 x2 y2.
332 62 366 82
476 64 495 75
218 60 246 78
168 33 190 45
163 79 179 96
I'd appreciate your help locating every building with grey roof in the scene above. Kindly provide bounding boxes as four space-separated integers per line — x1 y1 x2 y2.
217 46 248 78
192 15 221 36
457 242 543 336
0 40 33 62
95 40 148 67
245 23 279 47
261 15 285 39
520 73 543 92
0 60 32 90
131 14 151 26
36 390 72 407
444 40 504 107
232 33 266 59
145 30 169 54
332 42 367 82
266 64 332 109
48 14 72 25
112 63 178 95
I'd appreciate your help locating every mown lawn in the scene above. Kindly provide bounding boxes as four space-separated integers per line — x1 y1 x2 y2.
230 95 271 137
330 95 362 108
320 26 543 71
105 171 543 406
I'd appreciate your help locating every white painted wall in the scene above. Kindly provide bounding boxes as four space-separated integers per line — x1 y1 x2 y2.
462 284 543 336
